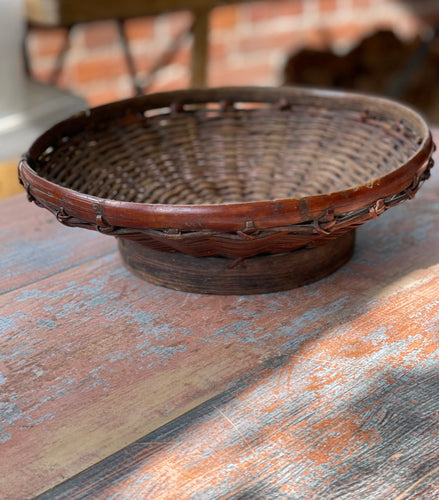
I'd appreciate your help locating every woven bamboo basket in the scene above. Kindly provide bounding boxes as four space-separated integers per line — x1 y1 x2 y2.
19 87 435 294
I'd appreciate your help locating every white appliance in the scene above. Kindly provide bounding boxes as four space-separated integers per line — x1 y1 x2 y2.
0 0 86 161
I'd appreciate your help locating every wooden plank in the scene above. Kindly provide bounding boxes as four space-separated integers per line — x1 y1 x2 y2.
0 194 115 293
0 251 374 499
36 353 439 499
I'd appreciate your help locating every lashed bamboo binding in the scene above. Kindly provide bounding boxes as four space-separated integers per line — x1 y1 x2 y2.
19 87 435 293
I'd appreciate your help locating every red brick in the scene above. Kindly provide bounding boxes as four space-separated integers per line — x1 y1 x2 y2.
31 65 54 83
86 87 129 107
31 59 74 88
303 28 332 50
132 43 191 77
247 0 303 22
168 45 191 67
72 52 128 83
352 0 371 8
239 31 299 52
209 40 228 60
319 0 337 13
28 28 67 58
55 65 74 89
211 5 238 30
81 21 118 48
164 11 193 39
124 16 155 42
32 0 437 110
146 75 190 94
209 61 276 86
131 50 155 75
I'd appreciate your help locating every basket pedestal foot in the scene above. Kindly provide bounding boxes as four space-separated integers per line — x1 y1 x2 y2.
118 230 355 294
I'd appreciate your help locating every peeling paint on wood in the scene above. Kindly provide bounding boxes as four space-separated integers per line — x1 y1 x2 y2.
37 357 439 500
0 195 115 294
1 137 439 499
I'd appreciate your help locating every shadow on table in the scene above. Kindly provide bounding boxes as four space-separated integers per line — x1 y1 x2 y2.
36 364 439 499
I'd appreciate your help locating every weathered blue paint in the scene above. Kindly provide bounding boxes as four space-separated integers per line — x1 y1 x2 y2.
206 320 267 344
0 312 28 333
37 319 56 329
1 196 117 294
144 345 188 369
0 402 25 443
22 412 55 426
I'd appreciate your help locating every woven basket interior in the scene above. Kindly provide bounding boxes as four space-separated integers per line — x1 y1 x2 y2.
32 101 420 205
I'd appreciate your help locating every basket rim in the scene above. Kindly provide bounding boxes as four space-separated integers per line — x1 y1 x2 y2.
19 86 434 233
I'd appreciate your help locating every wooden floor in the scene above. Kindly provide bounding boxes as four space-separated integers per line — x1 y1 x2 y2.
1 135 438 499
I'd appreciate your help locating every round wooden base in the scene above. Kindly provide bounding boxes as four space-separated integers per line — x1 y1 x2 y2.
118 230 355 294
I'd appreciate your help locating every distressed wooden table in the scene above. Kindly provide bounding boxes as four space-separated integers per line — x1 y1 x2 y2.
1 135 439 499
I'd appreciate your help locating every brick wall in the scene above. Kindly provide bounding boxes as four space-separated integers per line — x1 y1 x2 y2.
27 0 439 107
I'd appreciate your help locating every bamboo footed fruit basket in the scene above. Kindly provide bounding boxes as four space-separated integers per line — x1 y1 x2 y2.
19 87 435 294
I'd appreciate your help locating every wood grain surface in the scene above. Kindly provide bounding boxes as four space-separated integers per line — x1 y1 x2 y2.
38 352 439 499
1 138 439 499
1 195 115 294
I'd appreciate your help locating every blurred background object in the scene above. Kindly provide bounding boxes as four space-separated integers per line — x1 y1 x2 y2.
23 0 439 118
0 0 85 198
284 27 439 122
23 0 214 91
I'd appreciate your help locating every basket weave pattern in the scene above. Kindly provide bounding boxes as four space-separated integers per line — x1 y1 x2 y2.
19 87 434 259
